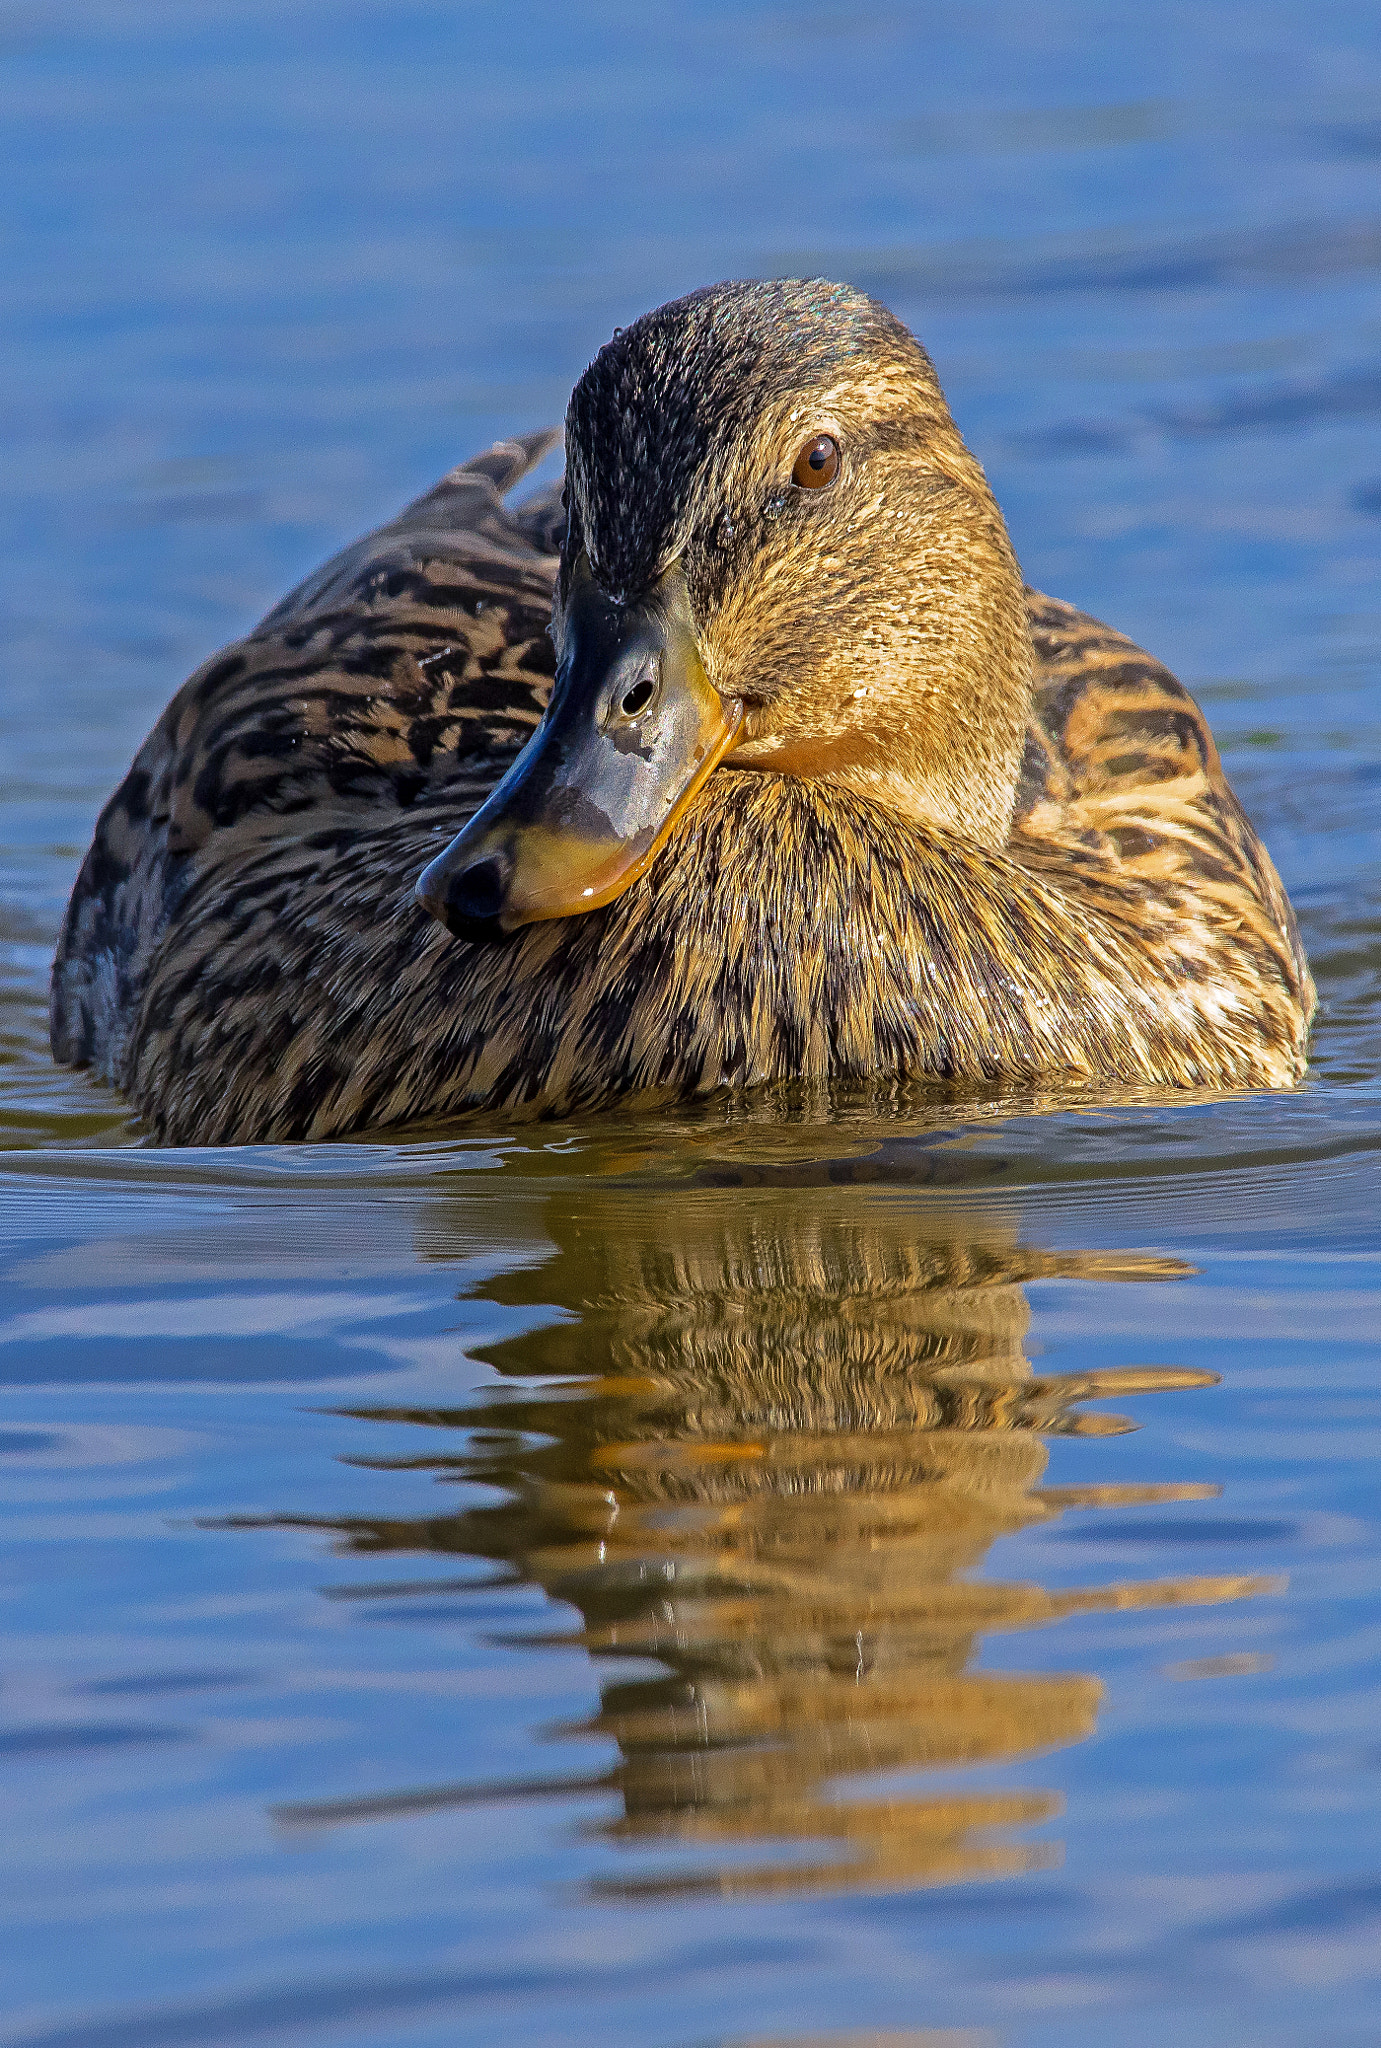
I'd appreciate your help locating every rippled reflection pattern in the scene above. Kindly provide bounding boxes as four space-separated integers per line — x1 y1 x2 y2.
261 1180 1266 1897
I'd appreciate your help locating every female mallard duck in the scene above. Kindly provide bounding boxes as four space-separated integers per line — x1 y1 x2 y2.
51 280 1314 1145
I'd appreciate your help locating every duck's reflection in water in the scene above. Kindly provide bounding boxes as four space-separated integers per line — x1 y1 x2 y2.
271 1183 1272 1898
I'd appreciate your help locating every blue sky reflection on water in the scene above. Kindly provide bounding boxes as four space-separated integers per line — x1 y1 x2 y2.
2 4 1381 2045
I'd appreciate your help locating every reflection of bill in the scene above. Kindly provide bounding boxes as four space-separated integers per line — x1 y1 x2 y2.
263 1179 1276 1900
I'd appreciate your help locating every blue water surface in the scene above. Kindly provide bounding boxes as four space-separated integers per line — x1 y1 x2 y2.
2 4 1381 2044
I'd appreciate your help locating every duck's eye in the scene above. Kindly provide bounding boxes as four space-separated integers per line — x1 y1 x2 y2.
792 434 840 489
620 678 655 717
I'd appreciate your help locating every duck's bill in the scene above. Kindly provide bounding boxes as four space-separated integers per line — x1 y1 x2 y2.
416 562 741 940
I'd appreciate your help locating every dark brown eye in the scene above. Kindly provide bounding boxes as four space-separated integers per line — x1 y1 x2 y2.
792 434 840 489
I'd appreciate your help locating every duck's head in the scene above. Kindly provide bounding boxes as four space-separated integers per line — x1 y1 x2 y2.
418 279 1032 939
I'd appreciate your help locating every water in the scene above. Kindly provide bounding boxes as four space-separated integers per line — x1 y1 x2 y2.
3 3 1381 2042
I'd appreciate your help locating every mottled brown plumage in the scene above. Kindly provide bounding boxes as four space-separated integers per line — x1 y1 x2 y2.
51 280 1314 1145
